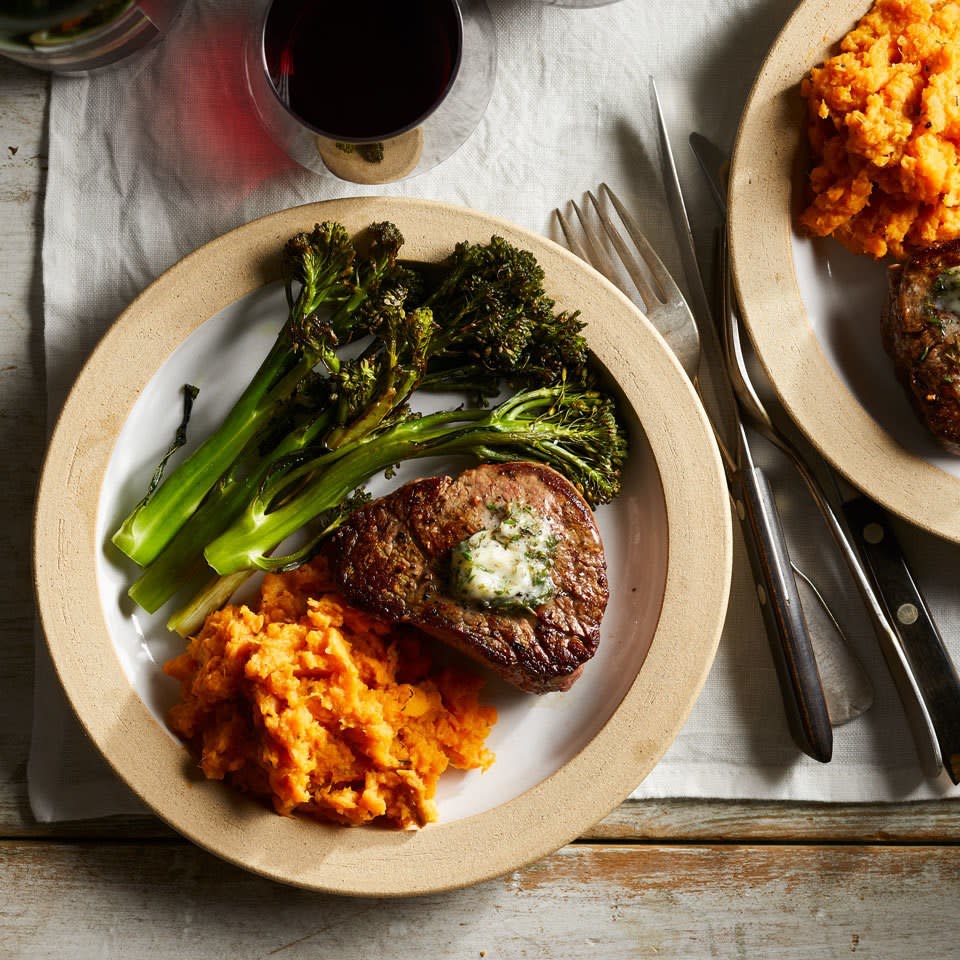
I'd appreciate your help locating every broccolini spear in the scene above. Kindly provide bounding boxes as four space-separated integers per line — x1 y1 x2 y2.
166 383 626 636
111 220 405 567
206 384 626 574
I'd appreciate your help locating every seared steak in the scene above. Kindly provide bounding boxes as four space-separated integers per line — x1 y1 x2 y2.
329 462 609 693
883 239 960 454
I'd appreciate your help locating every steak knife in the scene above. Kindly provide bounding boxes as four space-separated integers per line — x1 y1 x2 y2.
836 479 960 783
692 130 960 782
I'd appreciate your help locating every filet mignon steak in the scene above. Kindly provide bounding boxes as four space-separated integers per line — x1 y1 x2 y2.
329 461 609 693
883 239 960 454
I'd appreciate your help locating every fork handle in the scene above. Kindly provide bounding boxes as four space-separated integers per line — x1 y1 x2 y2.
730 463 834 763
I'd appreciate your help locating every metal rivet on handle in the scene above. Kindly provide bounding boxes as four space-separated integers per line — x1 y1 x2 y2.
897 603 919 626
863 522 884 544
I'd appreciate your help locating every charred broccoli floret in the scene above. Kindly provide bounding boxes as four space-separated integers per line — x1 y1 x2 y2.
418 235 590 396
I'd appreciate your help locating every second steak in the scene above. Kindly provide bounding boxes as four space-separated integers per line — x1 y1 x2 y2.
883 239 960 454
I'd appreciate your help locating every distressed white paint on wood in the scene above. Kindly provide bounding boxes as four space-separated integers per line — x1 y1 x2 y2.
0 61 49 835
5 798 960 845
587 798 960 843
3 840 959 960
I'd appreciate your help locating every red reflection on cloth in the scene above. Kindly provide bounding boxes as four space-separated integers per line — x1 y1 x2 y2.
150 12 297 197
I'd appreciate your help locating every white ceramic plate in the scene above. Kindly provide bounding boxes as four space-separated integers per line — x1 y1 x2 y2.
729 0 960 541
34 197 731 895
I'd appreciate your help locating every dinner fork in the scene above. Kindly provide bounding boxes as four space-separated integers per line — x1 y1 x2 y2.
554 184 834 763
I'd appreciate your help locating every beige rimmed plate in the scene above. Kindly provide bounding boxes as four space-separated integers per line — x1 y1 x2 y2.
730 0 960 542
33 197 731 896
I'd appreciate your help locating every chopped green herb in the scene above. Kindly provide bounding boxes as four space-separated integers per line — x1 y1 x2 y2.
450 502 559 611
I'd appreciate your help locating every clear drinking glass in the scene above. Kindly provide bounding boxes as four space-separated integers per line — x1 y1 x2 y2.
0 0 186 73
243 0 497 184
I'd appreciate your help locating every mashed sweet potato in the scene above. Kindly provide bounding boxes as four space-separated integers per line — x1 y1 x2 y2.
799 0 960 259
163 558 496 828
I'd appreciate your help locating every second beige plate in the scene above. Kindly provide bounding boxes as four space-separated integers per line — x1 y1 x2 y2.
34 197 731 896
730 0 960 542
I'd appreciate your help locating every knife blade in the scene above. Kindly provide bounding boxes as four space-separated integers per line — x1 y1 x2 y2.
791 563 875 725
689 132 729 216
652 79 833 763
691 129 960 782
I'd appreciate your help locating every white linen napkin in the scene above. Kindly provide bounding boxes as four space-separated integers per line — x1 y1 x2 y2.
30 0 960 820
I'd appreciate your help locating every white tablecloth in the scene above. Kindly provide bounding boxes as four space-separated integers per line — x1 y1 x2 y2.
29 0 960 821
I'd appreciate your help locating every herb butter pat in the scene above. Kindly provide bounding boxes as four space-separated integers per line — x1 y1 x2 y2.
932 266 960 318
451 503 559 610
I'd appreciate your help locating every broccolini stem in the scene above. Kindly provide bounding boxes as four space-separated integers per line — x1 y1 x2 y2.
166 570 253 639
111 333 318 567
202 407 488 575
127 405 343 613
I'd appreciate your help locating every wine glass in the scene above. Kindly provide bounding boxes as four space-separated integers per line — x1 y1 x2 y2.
244 0 497 184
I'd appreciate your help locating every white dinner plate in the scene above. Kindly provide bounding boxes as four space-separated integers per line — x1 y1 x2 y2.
34 197 731 895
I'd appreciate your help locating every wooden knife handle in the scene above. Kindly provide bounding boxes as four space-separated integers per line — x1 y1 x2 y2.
730 464 833 763
842 494 960 784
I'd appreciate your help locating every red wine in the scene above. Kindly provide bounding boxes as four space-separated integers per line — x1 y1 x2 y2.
264 0 462 141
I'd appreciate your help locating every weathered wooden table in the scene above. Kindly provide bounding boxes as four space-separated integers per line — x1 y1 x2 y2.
3 58 958 958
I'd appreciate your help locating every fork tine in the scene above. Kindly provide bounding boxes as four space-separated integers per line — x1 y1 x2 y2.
553 205 594 269
586 188 664 309
556 200 625 293
557 183 702 381
597 182 692 311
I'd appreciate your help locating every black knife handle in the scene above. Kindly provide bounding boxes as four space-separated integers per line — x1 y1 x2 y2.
730 464 833 763
842 495 960 784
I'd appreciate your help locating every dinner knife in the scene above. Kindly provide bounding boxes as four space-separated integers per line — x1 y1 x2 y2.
691 130 960 782
652 80 833 763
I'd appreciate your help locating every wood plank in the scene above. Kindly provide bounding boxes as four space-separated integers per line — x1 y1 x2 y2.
3 839 958 958
584 797 960 843
0 59 50 845
4 796 960 845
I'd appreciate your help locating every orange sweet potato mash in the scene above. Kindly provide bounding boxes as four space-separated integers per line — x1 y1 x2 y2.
799 0 960 259
163 559 496 828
